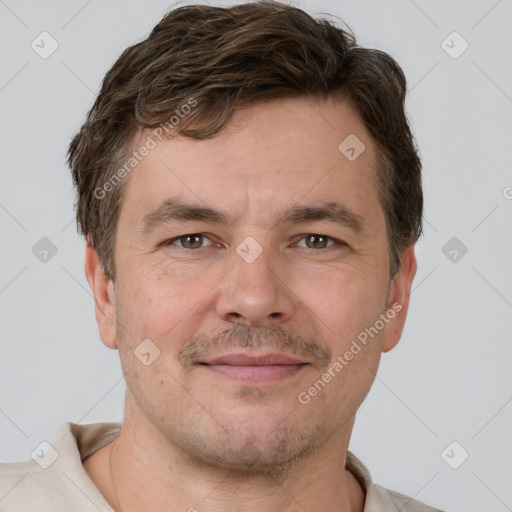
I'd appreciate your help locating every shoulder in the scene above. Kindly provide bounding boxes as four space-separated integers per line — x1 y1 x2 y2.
0 457 67 511
346 451 446 512
368 483 446 512
0 457 42 489
0 422 118 512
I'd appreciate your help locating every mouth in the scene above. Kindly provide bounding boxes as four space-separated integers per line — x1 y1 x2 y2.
198 353 310 383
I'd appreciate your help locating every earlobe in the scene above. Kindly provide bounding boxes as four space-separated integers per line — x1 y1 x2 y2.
84 240 118 350
381 245 417 353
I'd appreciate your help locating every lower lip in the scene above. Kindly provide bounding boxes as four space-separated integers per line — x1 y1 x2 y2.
203 364 308 382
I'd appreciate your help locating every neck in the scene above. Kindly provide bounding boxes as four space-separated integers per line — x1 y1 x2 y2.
85 401 366 512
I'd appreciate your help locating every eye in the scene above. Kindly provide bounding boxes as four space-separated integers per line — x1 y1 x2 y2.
295 234 345 249
165 234 214 249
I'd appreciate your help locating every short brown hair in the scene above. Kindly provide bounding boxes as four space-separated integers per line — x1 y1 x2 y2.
68 0 422 282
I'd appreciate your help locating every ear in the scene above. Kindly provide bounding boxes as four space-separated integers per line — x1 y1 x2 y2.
84 239 118 350
381 244 417 353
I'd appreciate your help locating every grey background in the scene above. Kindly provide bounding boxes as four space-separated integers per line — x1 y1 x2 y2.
1 1 511 511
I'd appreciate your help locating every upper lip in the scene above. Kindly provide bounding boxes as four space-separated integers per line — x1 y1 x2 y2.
201 353 308 366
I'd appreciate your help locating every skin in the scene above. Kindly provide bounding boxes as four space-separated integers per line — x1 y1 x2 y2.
83 96 417 512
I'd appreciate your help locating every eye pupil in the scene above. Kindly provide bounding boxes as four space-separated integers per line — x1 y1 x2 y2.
181 234 203 249
306 234 328 249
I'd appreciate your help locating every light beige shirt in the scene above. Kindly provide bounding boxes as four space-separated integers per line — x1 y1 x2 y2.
0 422 444 511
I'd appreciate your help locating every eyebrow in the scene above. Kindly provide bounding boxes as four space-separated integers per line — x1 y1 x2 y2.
139 198 367 236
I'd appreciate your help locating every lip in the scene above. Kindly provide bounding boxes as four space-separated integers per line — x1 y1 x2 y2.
199 352 309 383
201 352 306 366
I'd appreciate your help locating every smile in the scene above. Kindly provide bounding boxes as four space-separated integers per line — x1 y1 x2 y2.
201 363 308 382
199 352 310 383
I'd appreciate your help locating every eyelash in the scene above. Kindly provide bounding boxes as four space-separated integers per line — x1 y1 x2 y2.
163 233 346 251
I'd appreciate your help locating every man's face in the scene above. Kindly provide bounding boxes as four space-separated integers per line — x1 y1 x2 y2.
95 96 415 474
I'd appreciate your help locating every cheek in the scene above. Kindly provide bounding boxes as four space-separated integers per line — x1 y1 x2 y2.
117 263 203 338
334 344 381 410
301 265 387 345
297 325 381 424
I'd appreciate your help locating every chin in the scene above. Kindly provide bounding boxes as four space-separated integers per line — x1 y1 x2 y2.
180 420 330 478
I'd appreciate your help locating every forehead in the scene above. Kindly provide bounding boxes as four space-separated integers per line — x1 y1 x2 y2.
119 96 382 229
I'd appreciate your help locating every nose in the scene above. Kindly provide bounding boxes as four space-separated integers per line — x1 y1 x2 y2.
214 244 295 327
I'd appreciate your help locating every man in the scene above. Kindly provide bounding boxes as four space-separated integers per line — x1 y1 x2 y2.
0 1 444 510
